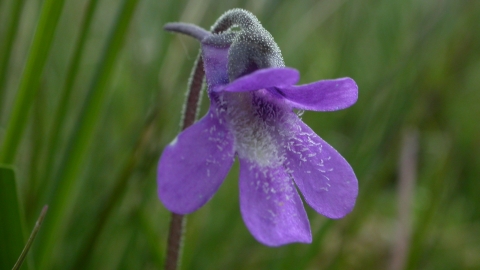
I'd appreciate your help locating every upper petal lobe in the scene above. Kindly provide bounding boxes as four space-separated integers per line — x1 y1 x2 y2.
238 158 311 246
283 120 358 219
219 67 300 92
275 77 358 111
157 108 235 214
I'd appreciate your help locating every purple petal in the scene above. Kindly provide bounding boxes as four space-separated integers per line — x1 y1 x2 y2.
238 158 311 246
219 67 300 92
283 120 358 219
202 43 230 88
275 77 358 111
157 109 235 214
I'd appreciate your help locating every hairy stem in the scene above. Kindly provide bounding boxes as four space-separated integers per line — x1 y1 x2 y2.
165 213 186 270
163 10 253 268
165 53 205 270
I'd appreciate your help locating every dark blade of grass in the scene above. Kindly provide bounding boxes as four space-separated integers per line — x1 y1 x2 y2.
406 136 452 269
0 0 66 164
73 111 159 268
0 0 26 111
138 208 164 269
25 84 46 223
36 0 141 267
12 206 48 270
0 165 25 270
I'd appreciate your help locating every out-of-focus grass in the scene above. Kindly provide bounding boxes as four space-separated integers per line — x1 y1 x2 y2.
0 0 479 269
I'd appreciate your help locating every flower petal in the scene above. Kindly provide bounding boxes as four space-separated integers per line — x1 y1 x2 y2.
275 77 358 111
238 158 311 246
157 109 235 214
219 67 300 92
283 120 358 219
202 43 231 88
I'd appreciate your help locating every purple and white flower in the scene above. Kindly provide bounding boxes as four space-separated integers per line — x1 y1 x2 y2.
158 9 358 246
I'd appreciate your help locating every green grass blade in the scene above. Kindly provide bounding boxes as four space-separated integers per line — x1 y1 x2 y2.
138 209 164 268
0 0 66 164
36 0 141 267
0 0 26 110
12 206 48 270
41 0 99 204
0 165 25 270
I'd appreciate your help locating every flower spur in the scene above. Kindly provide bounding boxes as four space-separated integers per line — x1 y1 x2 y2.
158 9 358 246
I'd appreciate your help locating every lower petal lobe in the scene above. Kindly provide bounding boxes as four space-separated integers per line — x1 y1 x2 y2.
283 121 358 219
238 158 311 246
157 109 235 214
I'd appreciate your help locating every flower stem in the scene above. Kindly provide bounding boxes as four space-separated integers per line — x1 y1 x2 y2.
165 213 186 270
163 11 252 268
181 55 205 130
165 53 205 270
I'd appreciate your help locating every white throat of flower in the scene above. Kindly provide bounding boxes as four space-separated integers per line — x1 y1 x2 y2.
220 90 289 168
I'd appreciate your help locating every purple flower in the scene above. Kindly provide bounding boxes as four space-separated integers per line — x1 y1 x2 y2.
158 9 358 246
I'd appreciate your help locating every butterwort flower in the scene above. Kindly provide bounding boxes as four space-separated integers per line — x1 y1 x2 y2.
158 9 358 246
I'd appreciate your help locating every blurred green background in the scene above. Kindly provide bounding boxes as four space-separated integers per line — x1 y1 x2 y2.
1 0 479 269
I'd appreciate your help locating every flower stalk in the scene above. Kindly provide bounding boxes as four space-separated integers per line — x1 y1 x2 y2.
164 45 205 270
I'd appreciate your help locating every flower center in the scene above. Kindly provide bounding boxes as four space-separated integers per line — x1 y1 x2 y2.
219 90 289 168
